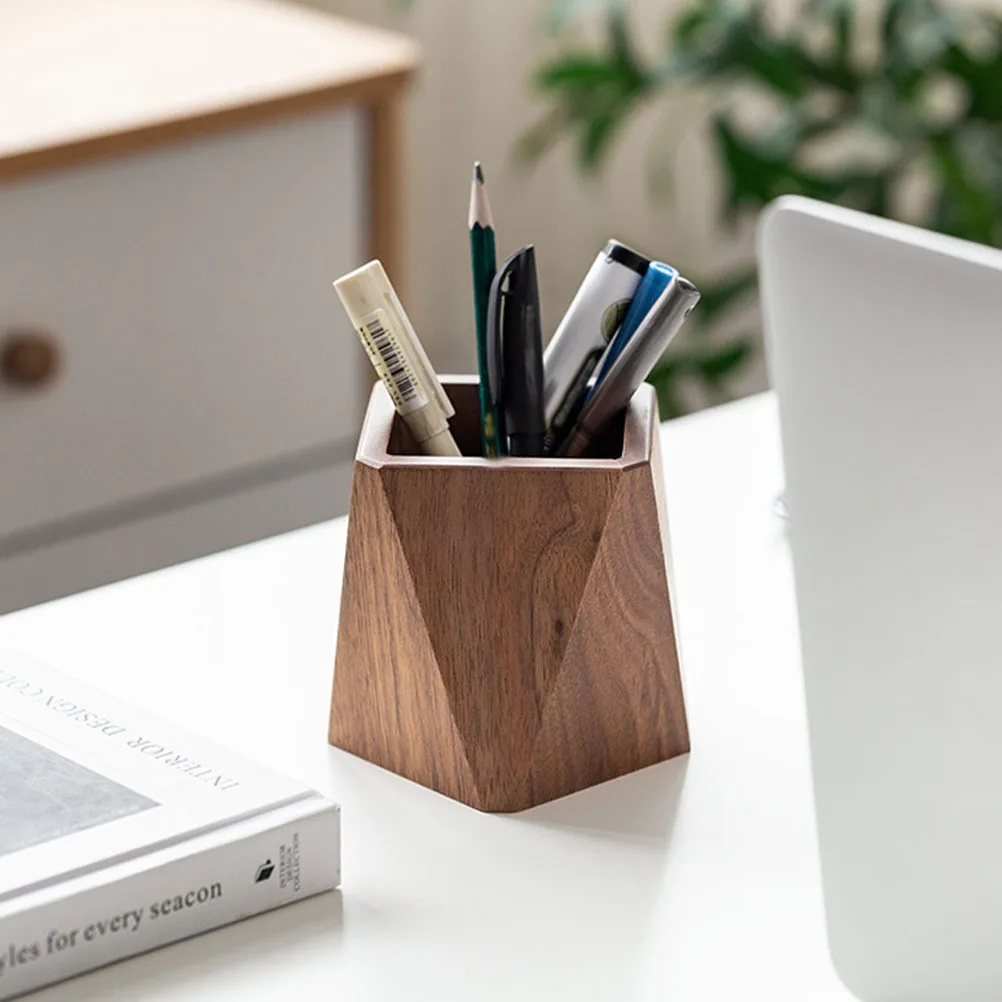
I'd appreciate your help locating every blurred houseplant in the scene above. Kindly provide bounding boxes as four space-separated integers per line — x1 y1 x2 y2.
522 0 1002 415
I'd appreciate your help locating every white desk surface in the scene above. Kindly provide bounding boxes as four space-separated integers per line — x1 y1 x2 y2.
0 392 855 1001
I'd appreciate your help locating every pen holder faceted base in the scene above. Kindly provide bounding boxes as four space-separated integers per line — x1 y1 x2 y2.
328 376 689 812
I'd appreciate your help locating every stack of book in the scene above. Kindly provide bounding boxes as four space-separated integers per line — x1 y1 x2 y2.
0 651 340 1000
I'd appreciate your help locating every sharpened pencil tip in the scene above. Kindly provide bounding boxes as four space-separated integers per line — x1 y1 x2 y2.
469 161 494 229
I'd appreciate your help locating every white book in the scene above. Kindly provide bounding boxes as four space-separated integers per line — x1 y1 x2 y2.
0 651 340 1000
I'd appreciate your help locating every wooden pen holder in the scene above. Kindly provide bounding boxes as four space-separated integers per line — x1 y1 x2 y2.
329 376 689 812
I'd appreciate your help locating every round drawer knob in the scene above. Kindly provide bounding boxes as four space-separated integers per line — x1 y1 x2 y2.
1 329 61 389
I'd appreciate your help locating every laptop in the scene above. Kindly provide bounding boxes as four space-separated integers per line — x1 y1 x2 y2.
759 196 1002 1002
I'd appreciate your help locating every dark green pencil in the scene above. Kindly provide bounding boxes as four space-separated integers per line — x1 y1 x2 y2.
469 162 503 457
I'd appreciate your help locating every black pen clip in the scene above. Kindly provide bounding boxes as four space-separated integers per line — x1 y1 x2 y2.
486 250 521 412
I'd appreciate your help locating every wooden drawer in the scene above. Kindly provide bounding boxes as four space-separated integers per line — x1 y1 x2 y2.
0 107 365 543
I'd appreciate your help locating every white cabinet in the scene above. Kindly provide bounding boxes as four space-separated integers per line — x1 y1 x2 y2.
0 0 418 613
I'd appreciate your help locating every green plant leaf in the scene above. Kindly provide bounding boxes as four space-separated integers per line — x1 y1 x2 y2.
535 54 622 90
804 0 856 70
673 5 713 46
792 47 858 92
928 133 997 243
881 1 969 100
730 7 809 98
712 117 846 217
689 270 758 326
646 359 688 419
942 44 1002 123
671 0 745 50
856 171 893 217
515 110 570 164
581 112 621 167
518 0 1002 413
609 6 635 67
760 111 843 161
523 8 658 173
881 0 911 51
834 5 853 67
713 116 789 218
664 0 763 84
693 339 755 383
902 8 965 64
648 332 757 417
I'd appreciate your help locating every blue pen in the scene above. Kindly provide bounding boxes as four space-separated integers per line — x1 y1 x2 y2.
589 261 676 394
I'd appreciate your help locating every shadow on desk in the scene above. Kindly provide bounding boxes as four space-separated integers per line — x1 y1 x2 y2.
30 892 344 1002
517 756 689 846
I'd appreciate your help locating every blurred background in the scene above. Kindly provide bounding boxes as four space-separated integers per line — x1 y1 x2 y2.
316 0 763 417
3 0 1001 610
316 0 1002 415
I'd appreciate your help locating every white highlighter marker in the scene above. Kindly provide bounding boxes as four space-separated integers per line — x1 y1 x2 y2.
335 260 460 457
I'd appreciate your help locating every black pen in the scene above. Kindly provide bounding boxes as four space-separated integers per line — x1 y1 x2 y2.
487 246 546 456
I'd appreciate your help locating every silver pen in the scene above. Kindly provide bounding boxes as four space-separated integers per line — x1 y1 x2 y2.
543 239 649 430
557 275 700 458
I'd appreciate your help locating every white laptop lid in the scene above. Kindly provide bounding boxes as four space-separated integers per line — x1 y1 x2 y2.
759 196 1002 1002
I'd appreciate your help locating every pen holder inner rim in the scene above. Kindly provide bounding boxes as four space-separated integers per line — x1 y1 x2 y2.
362 376 652 469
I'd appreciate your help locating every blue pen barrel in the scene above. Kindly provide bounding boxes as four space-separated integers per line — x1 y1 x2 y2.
591 262 677 391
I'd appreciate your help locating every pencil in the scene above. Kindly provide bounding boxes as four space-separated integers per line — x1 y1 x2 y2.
469 161 504 457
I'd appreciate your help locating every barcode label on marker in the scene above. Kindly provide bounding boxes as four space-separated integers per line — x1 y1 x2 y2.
357 308 428 414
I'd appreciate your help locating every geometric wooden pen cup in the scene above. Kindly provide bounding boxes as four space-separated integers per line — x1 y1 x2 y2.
329 375 689 812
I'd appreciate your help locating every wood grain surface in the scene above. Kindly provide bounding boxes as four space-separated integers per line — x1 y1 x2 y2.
0 0 418 181
330 379 689 812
